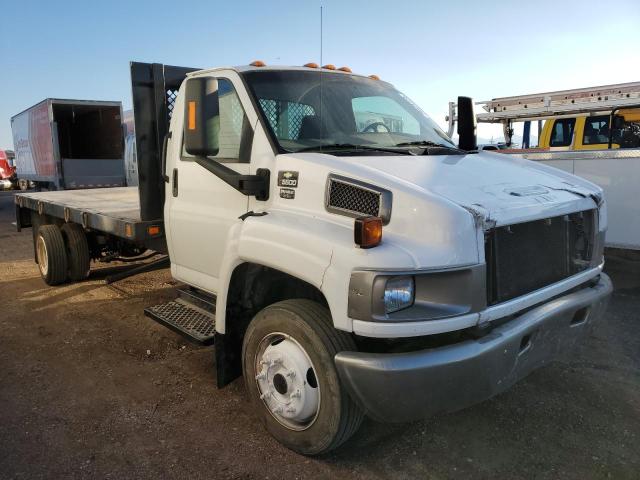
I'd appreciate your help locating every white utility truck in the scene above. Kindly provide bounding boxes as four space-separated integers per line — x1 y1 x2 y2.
15 62 612 454
447 82 640 250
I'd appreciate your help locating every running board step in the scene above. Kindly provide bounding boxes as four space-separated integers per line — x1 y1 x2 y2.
144 298 216 346
177 286 216 311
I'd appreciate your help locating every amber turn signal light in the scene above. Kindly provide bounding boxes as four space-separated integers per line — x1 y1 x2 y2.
147 225 162 236
354 216 383 249
188 101 196 130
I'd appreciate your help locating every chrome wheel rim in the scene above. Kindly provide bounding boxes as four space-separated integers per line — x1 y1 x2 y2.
254 332 321 431
36 235 48 277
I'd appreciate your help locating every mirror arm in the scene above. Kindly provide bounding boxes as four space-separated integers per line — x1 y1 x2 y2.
194 156 270 201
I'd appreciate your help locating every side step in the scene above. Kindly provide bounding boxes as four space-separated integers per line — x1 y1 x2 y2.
144 288 216 345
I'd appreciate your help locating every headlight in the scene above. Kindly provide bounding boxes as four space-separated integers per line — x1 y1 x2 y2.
384 276 414 314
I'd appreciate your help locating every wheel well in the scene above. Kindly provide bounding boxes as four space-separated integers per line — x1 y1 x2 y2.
215 263 329 388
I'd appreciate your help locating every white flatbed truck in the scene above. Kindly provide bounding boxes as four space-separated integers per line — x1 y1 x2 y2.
15 61 612 454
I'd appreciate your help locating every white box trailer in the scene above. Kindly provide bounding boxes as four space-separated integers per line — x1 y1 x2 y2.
11 99 125 190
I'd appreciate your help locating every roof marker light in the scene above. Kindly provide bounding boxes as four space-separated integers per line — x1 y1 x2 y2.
304 62 319 68
322 64 336 70
369 74 380 80
250 60 266 67
338 66 352 73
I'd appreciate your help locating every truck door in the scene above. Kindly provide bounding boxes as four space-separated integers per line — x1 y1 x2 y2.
165 76 253 293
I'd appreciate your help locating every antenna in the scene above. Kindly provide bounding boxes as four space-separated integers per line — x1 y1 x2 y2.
320 6 323 67
319 6 324 147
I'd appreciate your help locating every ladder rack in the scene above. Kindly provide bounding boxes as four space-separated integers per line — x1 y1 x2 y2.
446 81 640 136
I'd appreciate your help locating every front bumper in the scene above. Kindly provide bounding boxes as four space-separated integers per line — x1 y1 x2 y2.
335 273 612 423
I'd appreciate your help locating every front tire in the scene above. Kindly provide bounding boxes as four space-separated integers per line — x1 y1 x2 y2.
36 225 69 285
242 299 363 455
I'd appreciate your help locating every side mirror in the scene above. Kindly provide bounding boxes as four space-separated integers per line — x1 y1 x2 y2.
183 77 220 156
457 96 477 151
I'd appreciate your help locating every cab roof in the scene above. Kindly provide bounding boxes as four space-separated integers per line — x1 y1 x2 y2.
187 64 388 83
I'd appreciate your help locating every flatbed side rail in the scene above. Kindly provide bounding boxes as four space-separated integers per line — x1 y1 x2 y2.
130 62 200 221
14 193 164 247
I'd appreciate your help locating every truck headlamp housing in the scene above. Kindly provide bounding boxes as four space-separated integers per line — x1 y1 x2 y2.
348 266 486 322
384 276 415 314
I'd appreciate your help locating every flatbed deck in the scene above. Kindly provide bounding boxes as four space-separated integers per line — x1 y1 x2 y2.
15 187 165 246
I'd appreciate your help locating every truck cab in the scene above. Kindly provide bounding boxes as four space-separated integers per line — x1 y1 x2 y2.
163 63 611 452
539 108 640 151
16 62 612 455
0 149 16 189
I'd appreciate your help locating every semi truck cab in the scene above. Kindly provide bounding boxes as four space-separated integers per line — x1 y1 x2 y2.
15 62 612 455
0 149 16 189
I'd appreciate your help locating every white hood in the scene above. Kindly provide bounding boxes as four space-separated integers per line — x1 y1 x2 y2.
274 151 603 269
349 151 601 226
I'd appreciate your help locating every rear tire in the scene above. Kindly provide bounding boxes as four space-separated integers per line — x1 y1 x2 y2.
242 299 363 455
36 225 69 286
61 223 90 281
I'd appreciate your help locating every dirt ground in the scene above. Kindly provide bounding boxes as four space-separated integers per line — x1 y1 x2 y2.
0 190 638 480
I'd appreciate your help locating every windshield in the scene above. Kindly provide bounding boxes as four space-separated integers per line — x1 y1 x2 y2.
242 70 456 153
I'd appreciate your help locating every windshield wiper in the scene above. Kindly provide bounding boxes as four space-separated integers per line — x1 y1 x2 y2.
296 143 414 155
394 140 465 153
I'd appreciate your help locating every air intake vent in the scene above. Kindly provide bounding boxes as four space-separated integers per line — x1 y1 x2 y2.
325 174 392 224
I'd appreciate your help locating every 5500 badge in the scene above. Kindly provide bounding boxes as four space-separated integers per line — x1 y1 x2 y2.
277 171 299 188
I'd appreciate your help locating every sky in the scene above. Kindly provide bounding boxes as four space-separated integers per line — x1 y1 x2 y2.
1 0 640 148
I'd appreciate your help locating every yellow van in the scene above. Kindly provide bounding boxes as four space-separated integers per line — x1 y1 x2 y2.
539 108 640 151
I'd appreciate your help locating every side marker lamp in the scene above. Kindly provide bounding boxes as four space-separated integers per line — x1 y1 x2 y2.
354 216 382 249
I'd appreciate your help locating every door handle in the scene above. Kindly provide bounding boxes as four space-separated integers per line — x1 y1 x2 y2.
172 168 178 197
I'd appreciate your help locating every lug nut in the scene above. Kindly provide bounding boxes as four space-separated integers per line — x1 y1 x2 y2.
285 370 296 378
290 389 301 399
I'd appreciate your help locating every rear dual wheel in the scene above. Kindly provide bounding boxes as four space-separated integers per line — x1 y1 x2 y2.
242 299 363 455
36 225 68 286
36 224 90 285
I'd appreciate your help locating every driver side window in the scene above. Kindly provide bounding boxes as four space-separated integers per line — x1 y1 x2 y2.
352 96 420 134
